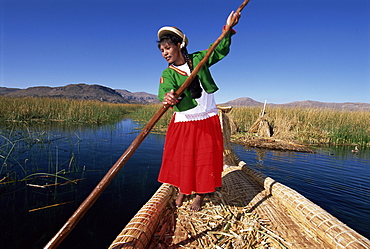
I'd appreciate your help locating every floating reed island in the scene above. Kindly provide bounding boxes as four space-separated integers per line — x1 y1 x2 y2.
108 108 370 249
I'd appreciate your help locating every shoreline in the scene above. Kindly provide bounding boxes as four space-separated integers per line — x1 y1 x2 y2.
232 135 315 153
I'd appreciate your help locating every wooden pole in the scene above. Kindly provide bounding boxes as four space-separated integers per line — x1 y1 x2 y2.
261 100 267 117
44 1 251 248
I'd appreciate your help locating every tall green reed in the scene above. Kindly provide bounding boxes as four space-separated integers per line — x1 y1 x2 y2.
125 104 370 146
229 106 370 146
0 97 140 124
1 96 368 146
129 104 174 133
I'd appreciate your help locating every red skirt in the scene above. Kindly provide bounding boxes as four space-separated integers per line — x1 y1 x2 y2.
158 114 223 195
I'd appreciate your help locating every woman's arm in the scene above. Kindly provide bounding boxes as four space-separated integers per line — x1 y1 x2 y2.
203 11 241 67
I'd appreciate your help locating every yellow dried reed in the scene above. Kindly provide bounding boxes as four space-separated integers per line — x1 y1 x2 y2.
218 107 240 166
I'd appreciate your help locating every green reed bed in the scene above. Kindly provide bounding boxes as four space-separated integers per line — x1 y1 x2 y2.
125 104 370 146
129 104 174 133
0 96 140 124
230 106 370 146
2 96 367 146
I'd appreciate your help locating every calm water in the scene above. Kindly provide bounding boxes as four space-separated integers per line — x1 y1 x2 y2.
0 119 163 249
0 119 369 249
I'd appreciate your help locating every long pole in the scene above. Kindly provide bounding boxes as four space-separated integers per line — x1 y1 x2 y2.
44 1 251 248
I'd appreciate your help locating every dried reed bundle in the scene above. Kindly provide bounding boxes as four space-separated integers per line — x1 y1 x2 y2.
166 190 286 249
248 117 272 137
147 166 288 249
218 107 240 166
269 116 296 140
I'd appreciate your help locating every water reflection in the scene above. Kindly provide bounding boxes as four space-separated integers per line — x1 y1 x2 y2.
233 144 370 239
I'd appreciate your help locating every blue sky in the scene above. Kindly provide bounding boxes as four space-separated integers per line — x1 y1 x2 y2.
0 0 369 104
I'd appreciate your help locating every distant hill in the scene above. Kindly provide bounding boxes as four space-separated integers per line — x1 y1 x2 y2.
1 84 368 110
219 97 264 107
0 84 160 104
279 100 370 111
115 89 160 104
0 87 19 95
220 98 370 111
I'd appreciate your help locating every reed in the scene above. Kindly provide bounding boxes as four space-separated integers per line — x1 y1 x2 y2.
229 106 370 146
0 96 140 124
0 127 84 191
2 96 368 146
124 104 370 146
129 104 174 133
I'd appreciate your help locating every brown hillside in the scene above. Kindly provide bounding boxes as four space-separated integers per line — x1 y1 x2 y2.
3 84 133 103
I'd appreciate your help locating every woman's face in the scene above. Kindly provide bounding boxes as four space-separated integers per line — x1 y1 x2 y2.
159 42 185 66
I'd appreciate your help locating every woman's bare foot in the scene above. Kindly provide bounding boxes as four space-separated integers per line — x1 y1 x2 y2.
175 193 185 207
189 194 204 211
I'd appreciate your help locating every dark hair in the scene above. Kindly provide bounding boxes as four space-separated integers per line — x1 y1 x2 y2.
157 34 202 99
182 48 202 99
157 34 181 49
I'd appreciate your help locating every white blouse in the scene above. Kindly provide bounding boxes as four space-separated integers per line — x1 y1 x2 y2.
172 63 218 123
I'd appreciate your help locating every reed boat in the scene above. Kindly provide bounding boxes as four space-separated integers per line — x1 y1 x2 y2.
108 108 370 249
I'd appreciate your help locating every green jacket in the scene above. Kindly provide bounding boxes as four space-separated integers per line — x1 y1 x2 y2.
158 30 235 112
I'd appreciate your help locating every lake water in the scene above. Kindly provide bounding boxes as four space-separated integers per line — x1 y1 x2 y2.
0 119 369 248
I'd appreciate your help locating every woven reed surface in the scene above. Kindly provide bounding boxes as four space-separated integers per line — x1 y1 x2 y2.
220 166 328 249
108 183 175 249
241 163 370 249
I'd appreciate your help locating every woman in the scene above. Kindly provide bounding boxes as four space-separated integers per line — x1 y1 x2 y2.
157 11 240 211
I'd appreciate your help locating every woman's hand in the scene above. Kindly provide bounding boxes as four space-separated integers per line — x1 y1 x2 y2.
226 11 241 28
162 89 178 106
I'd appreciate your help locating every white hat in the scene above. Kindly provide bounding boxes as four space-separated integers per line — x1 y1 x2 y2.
157 26 188 48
